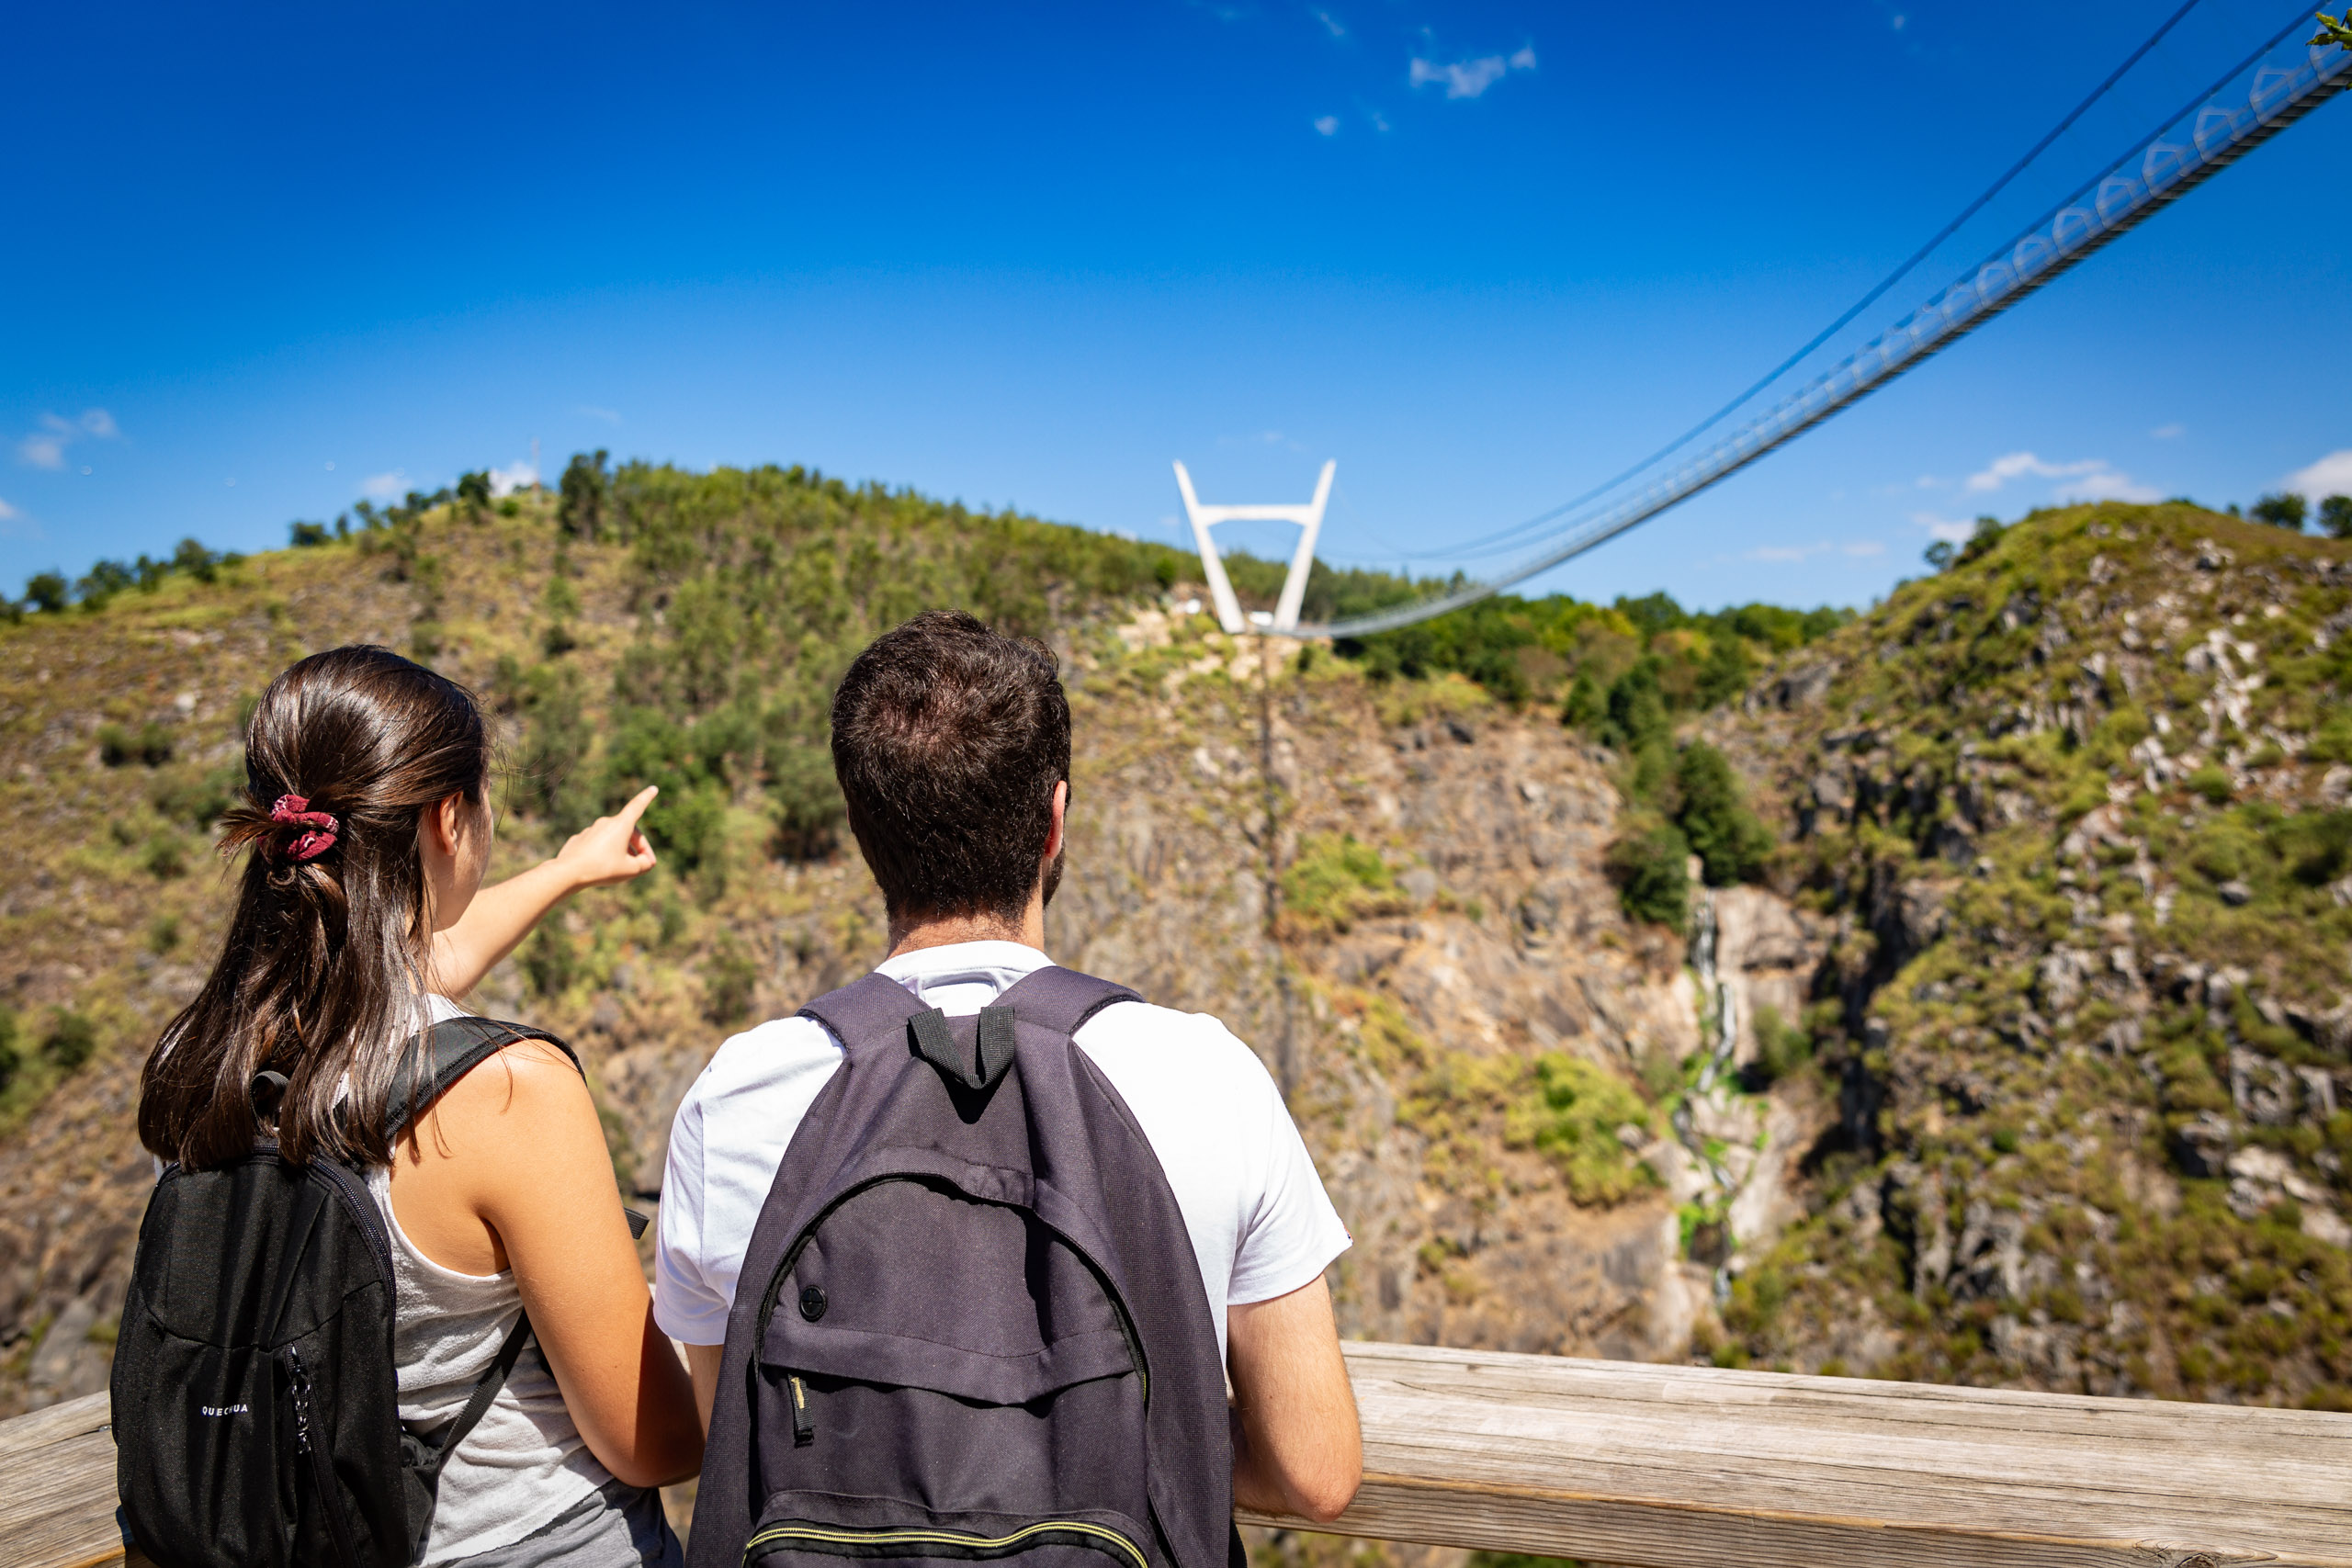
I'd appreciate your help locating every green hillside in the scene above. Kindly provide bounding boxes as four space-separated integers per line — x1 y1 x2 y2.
5 465 2345 1424
1706 502 2352 1409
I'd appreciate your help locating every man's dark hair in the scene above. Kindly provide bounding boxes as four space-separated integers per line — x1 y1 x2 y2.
831 610 1070 923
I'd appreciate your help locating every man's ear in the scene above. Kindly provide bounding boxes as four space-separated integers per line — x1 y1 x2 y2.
1044 780 1069 861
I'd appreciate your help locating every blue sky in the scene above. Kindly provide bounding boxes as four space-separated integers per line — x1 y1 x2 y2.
5 1 2346 611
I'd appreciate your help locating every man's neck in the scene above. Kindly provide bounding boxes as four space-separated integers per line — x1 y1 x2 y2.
885 898 1047 962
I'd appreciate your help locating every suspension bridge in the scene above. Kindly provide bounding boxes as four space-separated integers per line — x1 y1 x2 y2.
1176 9 2351 642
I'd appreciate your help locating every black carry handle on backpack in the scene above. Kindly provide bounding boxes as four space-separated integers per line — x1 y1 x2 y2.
113 1015 618 1568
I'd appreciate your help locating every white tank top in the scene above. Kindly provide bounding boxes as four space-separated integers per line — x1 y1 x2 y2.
368 996 616 1563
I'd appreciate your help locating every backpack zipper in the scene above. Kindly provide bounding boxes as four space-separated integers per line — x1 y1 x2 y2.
754 1175 1151 1406
742 1518 1148 1568
285 1346 363 1568
789 1374 815 1447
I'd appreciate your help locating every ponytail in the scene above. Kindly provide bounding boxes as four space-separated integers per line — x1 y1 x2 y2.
139 646 491 1169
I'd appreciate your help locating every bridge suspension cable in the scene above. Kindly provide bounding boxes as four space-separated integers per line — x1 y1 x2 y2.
1285 10 2349 641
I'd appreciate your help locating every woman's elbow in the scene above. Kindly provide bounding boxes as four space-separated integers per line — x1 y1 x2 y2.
605 1445 701 1491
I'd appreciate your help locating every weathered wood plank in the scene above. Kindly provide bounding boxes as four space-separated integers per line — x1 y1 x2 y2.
1235 1343 2352 1568
0 1392 147 1568
8 1347 2349 1568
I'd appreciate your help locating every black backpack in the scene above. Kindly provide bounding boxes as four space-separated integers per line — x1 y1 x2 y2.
112 1016 602 1568
689 967 1237 1568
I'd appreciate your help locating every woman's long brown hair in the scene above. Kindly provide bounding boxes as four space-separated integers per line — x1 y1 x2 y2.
139 645 491 1169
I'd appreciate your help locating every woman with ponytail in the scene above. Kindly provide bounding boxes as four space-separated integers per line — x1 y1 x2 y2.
138 645 700 1565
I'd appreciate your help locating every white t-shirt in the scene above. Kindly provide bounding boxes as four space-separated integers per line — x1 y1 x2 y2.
653 941 1351 1364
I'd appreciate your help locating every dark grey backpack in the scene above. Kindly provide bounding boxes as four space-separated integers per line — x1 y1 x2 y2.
112 1017 598 1567
690 968 1237 1568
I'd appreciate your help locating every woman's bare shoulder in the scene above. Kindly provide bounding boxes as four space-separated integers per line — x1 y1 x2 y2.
417 1035 593 1134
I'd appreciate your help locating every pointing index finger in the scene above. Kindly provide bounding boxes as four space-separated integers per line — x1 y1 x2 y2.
616 784 660 834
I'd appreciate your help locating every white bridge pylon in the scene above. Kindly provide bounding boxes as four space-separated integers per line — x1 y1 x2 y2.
1171 459 1334 636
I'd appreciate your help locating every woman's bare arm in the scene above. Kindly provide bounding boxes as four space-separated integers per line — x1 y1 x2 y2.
428 786 659 998
401 1040 704 1488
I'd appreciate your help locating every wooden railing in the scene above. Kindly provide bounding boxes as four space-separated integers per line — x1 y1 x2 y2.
7 1342 2349 1568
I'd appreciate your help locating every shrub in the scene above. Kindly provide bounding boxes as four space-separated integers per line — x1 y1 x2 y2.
2322 495 2352 540
98 721 174 768
1560 672 1604 731
43 1010 97 1072
1676 742 1774 886
703 934 760 1026
1745 1004 1814 1089
558 449 610 539
1283 834 1406 933
520 927 577 998
151 761 241 829
143 832 188 879
288 520 331 547
2249 492 2307 531
0 1010 17 1093
1601 660 1670 752
764 736 843 861
2187 766 2233 805
1608 817 1690 932
1505 1054 1657 1205
24 571 68 614
2309 713 2352 763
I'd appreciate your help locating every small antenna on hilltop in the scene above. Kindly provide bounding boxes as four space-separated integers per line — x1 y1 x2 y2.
1170 460 1334 635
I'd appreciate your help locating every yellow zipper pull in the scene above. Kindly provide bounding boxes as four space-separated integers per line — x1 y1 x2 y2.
790 1374 815 1448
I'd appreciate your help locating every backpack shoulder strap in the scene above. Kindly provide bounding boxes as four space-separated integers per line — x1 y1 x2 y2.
385 1015 582 1142
797 973 930 1056
379 1015 586 1477
990 965 1142 1038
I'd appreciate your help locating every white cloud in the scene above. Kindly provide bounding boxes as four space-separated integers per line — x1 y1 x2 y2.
1408 43 1534 99
1964 451 2093 491
2055 468 2160 503
1312 7 1343 37
1911 511 1978 543
0 496 17 520
488 461 538 498
576 405 622 424
1368 107 1390 132
1843 539 1886 557
361 469 408 500
2285 449 2352 502
2150 423 2185 440
1313 115 1339 136
1964 449 2156 503
17 408 120 468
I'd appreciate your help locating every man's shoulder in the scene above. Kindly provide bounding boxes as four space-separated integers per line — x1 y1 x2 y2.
1075 995 1277 1089
683 1011 846 1112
